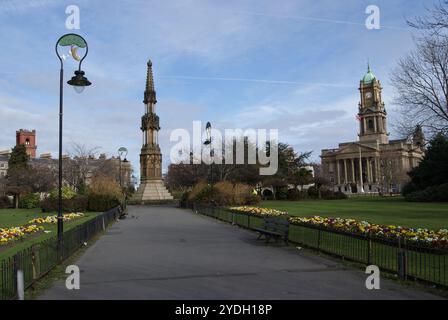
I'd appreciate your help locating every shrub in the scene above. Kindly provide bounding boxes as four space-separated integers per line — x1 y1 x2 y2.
0 196 11 209
87 194 120 212
402 182 417 196
262 189 274 200
213 181 234 206
244 193 261 205
19 193 40 209
187 180 209 201
287 188 299 201
89 173 122 200
276 187 288 200
307 186 319 199
181 191 190 202
188 181 260 206
233 183 253 205
41 195 88 212
287 189 313 201
49 186 77 200
405 183 448 202
328 191 348 200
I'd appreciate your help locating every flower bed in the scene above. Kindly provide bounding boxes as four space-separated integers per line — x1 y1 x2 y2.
289 216 448 249
229 206 287 217
29 212 85 224
0 225 43 244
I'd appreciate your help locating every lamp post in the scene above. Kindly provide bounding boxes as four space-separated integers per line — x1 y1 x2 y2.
118 147 129 217
117 147 128 189
203 122 214 205
55 34 91 256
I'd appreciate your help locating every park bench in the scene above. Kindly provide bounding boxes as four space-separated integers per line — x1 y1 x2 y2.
253 216 289 243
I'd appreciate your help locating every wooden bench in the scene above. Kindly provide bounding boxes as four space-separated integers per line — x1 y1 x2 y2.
253 216 289 243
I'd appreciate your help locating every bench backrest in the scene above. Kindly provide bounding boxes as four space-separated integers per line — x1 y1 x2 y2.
263 217 289 237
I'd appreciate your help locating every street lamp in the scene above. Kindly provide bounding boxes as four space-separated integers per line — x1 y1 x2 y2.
203 122 214 205
118 147 129 218
55 33 91 256
117 147 128 188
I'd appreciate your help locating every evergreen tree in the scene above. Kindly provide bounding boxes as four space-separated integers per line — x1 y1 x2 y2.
8 144 29 171
408 133 448 190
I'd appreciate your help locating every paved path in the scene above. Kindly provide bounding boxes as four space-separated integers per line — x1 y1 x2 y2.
40 206 441 299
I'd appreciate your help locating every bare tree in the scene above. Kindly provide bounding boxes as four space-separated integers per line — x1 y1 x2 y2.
64 142 101 191
391 35 448 137
407 1 448 36
378 157 408 195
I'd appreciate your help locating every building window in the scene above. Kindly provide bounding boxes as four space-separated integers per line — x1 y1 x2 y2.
368 119 374 130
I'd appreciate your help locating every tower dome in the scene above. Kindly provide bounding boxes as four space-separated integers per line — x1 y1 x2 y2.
362 63 376 85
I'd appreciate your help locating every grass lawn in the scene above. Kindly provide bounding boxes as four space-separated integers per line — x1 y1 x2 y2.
0 209 99 259
260 197 448 230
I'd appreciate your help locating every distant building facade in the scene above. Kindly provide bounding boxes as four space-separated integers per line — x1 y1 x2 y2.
0 154 8 178
0 130 133 189
321 65 425 194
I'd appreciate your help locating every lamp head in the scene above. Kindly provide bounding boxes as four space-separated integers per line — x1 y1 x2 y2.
67 70 91 93
118 147 128 159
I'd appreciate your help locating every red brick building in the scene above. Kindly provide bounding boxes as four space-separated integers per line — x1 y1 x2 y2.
16 129 37 158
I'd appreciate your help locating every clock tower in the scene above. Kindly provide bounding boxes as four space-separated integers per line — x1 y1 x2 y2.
358 64 388 144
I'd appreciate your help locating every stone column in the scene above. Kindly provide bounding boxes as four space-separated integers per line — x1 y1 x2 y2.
359 156 364 190
363 117 367 134
344 159 348 184
336 160 340 185
366 158 371 183
374 157 379 183
351 158 355 182
374 116 377 133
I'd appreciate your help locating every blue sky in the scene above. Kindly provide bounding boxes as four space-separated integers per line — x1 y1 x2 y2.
0 0 433 177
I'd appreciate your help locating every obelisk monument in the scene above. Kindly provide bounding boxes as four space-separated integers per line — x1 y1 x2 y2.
132 59 173 202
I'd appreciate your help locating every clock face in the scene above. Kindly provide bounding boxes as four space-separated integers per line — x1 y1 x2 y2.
365 92 372 99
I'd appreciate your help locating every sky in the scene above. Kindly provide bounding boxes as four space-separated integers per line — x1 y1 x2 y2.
0 0 434 180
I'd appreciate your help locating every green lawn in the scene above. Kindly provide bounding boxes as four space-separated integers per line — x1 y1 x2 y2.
0 209 98 259
260 197 448 230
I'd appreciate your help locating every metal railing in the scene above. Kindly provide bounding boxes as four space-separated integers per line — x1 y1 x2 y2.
0 206 121 300
189 203 448 289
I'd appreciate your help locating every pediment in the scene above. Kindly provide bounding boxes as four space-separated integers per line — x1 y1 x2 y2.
336 142 378 155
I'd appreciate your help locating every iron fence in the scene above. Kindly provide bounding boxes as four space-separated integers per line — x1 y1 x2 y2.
189 203 448 289
0 206 121 300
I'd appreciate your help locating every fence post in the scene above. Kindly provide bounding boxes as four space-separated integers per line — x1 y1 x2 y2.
12 254 19 299
397 236 407 280
317 227 322 252
367 232 372 265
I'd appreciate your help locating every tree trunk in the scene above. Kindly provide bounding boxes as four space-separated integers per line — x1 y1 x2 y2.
14 195 19 209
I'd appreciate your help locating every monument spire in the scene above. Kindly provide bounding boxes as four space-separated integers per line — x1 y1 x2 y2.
132 58 173 203
143 59 157 105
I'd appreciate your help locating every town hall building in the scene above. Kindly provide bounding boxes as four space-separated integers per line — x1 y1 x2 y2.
321 65 425 194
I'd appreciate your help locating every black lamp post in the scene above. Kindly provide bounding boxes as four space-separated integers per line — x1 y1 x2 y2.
117 147 128 189
55 34 91 256
203 122 214 205
118 147 129 217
